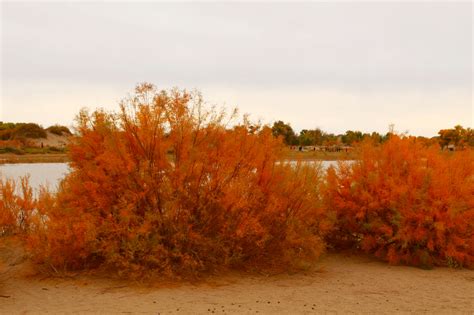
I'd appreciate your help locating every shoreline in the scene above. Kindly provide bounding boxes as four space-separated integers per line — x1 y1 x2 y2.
0 154 70 164
0 151 356 164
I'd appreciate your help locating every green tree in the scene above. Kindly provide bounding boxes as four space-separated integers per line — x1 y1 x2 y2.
298 128 325 146
438 125 468 148
271 121 298 145
341 130 363 145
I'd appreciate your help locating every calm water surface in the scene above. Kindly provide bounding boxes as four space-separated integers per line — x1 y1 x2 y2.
0 163 70 191
0 161 346 191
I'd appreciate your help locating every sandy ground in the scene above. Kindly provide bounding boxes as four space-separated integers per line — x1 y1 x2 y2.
32 131 70 148
1 243 473 315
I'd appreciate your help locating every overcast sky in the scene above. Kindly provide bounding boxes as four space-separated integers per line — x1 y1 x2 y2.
1 2 472 136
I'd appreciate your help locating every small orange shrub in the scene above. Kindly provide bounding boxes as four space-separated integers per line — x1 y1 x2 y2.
0 177 35 236
325 136 474 268
27 84 330 277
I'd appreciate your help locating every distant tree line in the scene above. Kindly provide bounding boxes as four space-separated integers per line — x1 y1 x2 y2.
271 121 473 148
1 120 472 150
271 120 391 146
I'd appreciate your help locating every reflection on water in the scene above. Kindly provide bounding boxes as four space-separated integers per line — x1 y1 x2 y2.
283 160 340 169
0 161 351 192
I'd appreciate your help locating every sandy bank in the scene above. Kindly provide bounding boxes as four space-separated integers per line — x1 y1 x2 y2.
1 246 472 314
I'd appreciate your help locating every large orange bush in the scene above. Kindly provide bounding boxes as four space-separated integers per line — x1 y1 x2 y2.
325 136 474 268
27 84 330 277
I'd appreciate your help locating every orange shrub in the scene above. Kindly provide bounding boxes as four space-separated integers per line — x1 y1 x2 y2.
325 136 474 268
0 177 35 236
28 84 330 277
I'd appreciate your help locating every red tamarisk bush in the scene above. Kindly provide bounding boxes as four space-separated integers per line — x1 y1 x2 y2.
27 84 330 278
325 136 474 268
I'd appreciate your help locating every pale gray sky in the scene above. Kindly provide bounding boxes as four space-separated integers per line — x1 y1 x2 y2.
1 2 472 136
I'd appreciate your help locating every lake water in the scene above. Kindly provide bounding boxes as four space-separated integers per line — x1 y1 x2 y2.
0 161 345 191
0 163 70 191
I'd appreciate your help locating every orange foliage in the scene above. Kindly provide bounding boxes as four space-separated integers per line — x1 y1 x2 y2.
325 136 474 268
27 84 330 277
0 177 36 236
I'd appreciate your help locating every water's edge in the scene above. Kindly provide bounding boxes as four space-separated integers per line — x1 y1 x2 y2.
0 161 349 191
